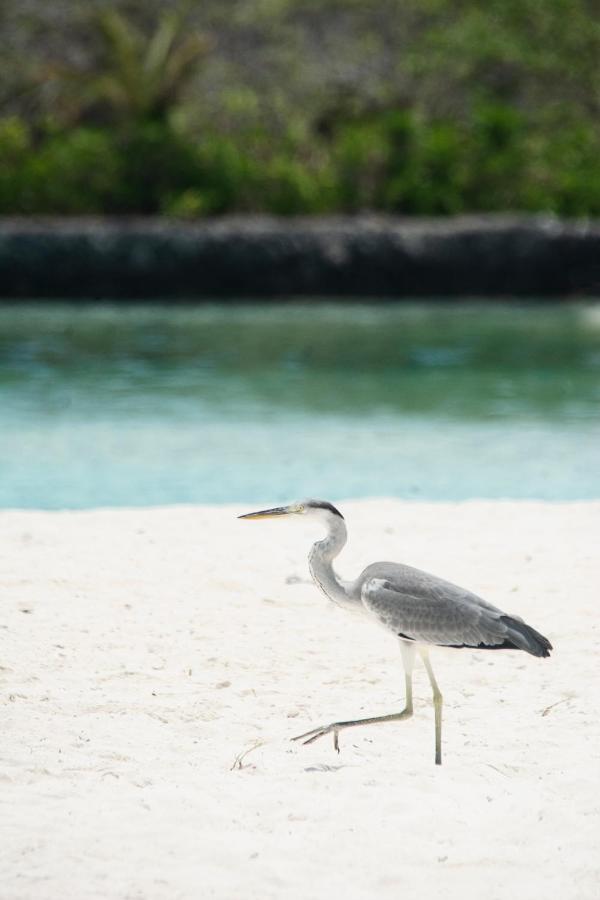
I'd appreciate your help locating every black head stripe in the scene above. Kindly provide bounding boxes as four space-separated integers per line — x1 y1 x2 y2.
307 500 344 519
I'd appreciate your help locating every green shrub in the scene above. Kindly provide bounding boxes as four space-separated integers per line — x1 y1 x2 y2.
0 118 31 212
0 99 599 217
384 117 468 214
110 122 204 213
330 111 468 214
331 116 392 211
20 128 122 214
193 135 262 213
461 101 528 211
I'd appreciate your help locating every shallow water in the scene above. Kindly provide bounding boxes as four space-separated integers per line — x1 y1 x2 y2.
1 302 599 508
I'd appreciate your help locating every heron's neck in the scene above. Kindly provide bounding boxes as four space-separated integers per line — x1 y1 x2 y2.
308 516 351 607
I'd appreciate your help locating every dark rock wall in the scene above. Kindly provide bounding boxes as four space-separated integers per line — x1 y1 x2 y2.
0 216 599 299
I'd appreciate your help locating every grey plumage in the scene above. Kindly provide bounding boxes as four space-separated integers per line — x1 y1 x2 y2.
239 498 553 764
359 564 552 657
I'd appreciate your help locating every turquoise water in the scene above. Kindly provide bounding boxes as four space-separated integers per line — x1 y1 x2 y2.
1 302 599 508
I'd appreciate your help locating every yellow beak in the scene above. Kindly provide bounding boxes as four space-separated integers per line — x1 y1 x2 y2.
238 505 293 520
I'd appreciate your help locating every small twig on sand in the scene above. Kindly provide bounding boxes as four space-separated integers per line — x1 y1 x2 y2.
485 763 511 777
230 741 266 771
540 696 572 717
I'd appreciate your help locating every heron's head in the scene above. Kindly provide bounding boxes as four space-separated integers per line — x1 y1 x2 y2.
238 499 344 522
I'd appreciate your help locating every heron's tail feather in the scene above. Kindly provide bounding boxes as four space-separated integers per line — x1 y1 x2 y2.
501 615 552 657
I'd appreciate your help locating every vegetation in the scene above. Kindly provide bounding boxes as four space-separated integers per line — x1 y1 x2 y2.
0 0 599 216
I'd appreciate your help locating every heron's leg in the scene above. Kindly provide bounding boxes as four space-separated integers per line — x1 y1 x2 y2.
399 640 415 715
292 641 416 752
419 648 443 766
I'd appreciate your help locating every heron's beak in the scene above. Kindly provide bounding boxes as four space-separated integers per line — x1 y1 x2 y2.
238 505 294 520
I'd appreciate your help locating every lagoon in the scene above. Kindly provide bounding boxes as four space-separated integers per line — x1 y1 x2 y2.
1 302 599 508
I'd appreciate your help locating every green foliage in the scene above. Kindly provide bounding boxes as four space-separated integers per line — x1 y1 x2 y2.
27 130 122 214
46 9 209 128
1 103 600 216
0 118 31 211
0 123 121 214
109 122 205 213
1 1 600 217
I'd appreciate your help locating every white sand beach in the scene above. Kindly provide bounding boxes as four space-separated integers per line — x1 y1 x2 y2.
1 500 599 900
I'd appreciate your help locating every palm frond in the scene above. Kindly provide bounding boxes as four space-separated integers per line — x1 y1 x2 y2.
47 8 209 125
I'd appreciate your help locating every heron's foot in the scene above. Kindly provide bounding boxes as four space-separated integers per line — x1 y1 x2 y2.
291 722 343 752
291 708 413 753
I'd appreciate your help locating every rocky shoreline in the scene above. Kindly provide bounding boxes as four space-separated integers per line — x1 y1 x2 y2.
1 215 599 299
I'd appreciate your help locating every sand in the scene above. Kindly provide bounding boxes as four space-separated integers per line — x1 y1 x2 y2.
1 500 599 900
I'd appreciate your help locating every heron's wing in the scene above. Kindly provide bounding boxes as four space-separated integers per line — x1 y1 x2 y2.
361 571 511 649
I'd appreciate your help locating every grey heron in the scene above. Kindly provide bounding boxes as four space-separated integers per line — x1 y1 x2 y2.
239 499 552 765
